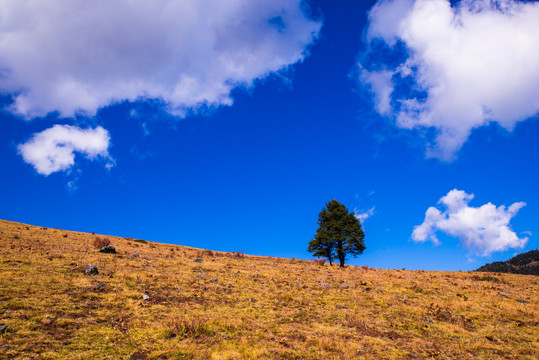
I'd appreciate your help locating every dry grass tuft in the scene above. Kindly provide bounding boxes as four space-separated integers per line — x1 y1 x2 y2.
165 316 213 339
92 236 111 248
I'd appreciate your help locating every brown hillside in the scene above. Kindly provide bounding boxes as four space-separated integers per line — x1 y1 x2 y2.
0 219 537 359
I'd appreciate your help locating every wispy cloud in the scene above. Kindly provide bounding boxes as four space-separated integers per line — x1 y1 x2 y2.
66 168 82 193
18 125 113 175
355 206 376 223
0 0 321 119
360 0 539 160
412 189 528 256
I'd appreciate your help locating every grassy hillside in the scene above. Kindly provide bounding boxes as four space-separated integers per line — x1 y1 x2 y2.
0 219 537 359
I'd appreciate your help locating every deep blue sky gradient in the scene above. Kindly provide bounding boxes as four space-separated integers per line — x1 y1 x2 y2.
1 0 537 270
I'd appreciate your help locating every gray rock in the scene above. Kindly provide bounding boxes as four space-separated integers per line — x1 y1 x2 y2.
497 293 509 299
226 283 232 288
193 257 203 262
176 287 181 291
249 298 257 303
131 253 140 259
0 324 7 333
100 245 116 254
517 299 529 304
84 265 99 276
210 278 218 283
142 294 150 301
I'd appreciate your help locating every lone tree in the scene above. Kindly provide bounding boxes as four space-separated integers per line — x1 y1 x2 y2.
308 199 366 267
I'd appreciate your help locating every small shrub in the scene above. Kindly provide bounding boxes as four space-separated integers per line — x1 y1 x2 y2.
233 251 244 258
361 265 369 270
134 239 147 244
93 237 111 249
313 257 326 266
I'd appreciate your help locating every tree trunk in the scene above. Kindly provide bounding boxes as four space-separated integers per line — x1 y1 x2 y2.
336 240 345 267
328 257 333 266
338 254 345 267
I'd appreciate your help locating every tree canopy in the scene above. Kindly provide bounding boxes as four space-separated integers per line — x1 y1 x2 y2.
308 199 366 267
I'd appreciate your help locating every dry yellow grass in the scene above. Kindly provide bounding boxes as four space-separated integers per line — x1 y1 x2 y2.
0 219 537 359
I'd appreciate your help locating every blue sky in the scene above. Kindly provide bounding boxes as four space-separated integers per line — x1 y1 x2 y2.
1 0 538 270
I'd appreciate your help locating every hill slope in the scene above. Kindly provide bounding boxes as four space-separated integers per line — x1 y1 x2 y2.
0 219 538 359
476 250 539 275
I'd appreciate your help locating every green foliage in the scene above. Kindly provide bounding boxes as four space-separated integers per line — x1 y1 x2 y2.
308 199 366 267
475 250 539 275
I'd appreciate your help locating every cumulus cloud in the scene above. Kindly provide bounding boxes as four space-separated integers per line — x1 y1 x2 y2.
18 125 113 175
355 206 376 223
0 0 321 118
412 189 528 256
360 0 539 160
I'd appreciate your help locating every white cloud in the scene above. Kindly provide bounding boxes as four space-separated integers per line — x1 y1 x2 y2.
359 70 394 116
361 0 539 160
0 0 321 119
366 0 414 46
18 125 113 175
412 189 528 256
355 206 376 223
